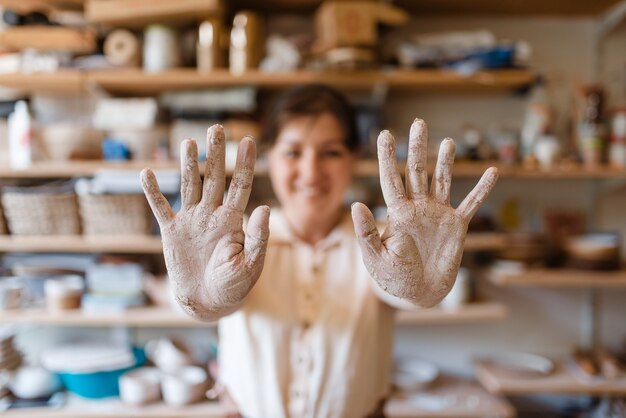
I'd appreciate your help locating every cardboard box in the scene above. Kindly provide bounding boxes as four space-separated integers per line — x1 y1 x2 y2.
313 1 408 53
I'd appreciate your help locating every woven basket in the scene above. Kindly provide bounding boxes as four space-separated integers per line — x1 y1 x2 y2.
78 194 152 235
2 190 80 235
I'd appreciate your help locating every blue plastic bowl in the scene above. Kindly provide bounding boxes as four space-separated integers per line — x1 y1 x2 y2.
57 347 145 399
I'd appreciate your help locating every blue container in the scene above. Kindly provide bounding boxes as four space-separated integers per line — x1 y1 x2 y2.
57 347 145 399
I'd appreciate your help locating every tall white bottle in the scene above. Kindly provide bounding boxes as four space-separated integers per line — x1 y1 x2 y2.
8 100 32 169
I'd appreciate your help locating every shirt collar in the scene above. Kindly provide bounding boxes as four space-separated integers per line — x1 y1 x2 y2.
268 208 352 251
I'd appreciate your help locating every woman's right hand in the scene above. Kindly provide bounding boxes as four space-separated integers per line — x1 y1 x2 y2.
141 125 270 322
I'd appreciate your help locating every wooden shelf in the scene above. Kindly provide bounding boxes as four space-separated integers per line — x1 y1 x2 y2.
5 160 626 180
464 233 506 252
0 27 96 53
0 70 85 94
0 160 178 179
88 68 534 94
237 0 621 16
1 396 225 417
1 376 513 418
0 233 502 253
490 267 626 288
0 1 85 12
396 302 508 325
0 68 535 94
0 302 507 327
386 376 514 418
0 306 209 328
85 0 221 27
475 359 626 396
0 235 163 254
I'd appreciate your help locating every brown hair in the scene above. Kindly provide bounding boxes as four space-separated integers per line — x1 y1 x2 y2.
261 84 359 152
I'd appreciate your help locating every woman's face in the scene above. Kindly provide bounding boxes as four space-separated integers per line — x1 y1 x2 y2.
268 112 355 229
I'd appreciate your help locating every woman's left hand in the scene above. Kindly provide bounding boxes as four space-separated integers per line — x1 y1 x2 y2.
351 119 498 308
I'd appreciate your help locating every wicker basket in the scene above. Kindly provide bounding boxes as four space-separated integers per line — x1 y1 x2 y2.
2 188 81 235
78 194 152 235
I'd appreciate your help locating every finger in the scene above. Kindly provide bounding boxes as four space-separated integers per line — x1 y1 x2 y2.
202 124 226 208
377 130 406 207
180 139 202 209
141 168 175 226
224 136 256 211
405 118 428 199
351 202 382 258
457 167 499 220
244 205 270 269
430 138 456 204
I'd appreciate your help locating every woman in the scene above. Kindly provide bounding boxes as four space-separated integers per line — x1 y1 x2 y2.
141 85 498 418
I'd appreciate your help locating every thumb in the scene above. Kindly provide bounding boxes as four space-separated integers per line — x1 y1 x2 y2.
351 202 382 257
244 205 270 269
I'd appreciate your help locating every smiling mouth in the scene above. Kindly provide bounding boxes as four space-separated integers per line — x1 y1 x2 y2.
296 186 326 197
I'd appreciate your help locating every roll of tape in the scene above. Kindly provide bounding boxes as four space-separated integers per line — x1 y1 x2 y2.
104 29 141 67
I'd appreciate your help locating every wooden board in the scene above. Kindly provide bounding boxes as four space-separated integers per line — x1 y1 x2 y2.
475 359 626 396
0 27 96 53
85 0 222 26
490 267 626 288
386 376 515 418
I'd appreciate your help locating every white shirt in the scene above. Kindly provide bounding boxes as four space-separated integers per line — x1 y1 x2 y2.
218 209 396 418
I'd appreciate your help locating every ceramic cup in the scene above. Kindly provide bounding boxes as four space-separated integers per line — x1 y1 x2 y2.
44 276 84 311
439 267 471 310
0 278 25 310
144 338 193 374
161 366 208 407
119 367 161 406
9 366 62 399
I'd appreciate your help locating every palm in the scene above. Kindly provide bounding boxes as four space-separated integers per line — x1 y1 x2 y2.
142 126 269 320
352 119 498 308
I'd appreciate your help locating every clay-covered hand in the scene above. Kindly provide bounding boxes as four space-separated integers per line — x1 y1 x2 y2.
141 125 269 321
351 119 498 308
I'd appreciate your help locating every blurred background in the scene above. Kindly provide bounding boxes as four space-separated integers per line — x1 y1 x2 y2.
0 0 625 417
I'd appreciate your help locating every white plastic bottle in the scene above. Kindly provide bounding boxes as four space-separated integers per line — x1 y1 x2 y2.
8 100 33 169
520 80 552 158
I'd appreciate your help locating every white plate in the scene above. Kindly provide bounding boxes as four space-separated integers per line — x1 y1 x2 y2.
486 352 554 376
394 358 439 391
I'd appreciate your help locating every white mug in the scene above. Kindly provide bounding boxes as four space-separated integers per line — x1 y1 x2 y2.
440 267 471 310
161 366 208 406
144 338 193 374
119 367 161 406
